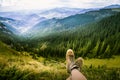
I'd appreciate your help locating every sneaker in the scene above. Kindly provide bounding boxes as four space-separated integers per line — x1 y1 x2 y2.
74 57 83 71
66 49 75 73
69 57 83 73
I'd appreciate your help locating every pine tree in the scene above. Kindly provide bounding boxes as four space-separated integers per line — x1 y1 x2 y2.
91 40 100 57
104 45 111 58
99 40 105 57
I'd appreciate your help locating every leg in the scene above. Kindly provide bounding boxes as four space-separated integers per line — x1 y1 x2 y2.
66 49 87 80
66 76 72 80
71 69 87 80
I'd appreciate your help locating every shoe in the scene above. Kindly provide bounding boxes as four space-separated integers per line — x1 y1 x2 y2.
74 57 83 71
69 57 83 72
66 49 75 73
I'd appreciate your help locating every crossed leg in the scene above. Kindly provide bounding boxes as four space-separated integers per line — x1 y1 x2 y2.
66 49 87 80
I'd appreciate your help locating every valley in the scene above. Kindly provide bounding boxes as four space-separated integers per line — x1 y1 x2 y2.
0 5 120 80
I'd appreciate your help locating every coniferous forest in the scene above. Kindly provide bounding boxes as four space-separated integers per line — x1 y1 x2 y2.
3 12 119 59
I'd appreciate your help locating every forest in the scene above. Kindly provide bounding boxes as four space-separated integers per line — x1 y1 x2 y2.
4 12 119 59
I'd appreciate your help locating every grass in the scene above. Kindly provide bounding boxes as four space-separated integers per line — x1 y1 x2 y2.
0 53 120 80
84 56 120 68
0 41 120 80
0 53 68 80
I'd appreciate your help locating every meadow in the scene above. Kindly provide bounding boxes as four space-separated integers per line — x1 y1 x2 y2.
0 42 120 80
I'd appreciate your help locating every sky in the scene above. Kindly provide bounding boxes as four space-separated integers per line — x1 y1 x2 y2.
0 0 120 11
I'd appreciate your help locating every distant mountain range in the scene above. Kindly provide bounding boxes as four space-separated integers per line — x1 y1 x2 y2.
0 17 18 34
27 8 120 38
0 22 17 45
0 7 97 34
0 4 120 37
104 4 120 9
0 22 13 35
0 7 97 19
38 7 97 19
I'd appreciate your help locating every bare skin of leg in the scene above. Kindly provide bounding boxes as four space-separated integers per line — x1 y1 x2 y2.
66 69 87 80
71 69 87 80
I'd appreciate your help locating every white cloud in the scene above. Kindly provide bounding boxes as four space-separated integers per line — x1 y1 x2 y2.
58 0 120 8
0 0 120 11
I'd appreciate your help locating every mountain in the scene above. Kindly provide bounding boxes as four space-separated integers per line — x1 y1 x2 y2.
27 8 120 38
0 7 96 20
0 22 13 34
0 17 19 34
0 13 46 34
0 7 95 34
0 6 120 58
39 7 95 19
0 41 18 56
104 4 120 9
0 21 16 45
0 6 120 36
29 12 120 58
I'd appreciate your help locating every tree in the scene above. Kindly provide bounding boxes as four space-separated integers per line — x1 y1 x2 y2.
90 40 100 57
104 45 111 58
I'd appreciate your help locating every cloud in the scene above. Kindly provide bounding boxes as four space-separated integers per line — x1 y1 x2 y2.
57 0 120 8
0 0 120 11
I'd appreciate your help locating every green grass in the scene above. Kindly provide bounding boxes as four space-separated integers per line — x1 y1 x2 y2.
0 41 18 56
0 41 120 80
84 56 120 68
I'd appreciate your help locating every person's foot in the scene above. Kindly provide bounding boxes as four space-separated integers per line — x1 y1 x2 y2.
66 49 75 73
66 49 83 73
74 57 83 71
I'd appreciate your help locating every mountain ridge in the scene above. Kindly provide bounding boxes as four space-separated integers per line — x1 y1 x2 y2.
32 12 120 58
27 8 120 38
0 5 120 37
104 4 120 9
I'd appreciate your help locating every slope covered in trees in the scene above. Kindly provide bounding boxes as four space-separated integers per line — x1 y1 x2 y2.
28 12 120 58
0 12 119 59
0 22 15 45
28 8 119 38
0 22 23 49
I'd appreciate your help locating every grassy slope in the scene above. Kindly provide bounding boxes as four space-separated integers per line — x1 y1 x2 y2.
0 41 120 80
0 41 67 80
84 56 120 68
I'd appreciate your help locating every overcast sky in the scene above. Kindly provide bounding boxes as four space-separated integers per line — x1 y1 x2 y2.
0 0 120 11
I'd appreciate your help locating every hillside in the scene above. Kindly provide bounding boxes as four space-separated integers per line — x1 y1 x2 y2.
27 8 120 38
26 12 120 58
0 40 120 80
104 4 120 9
0 8 119 38
0 41 18 56
0 41 67 80
0 22 15 45
0 10 119 59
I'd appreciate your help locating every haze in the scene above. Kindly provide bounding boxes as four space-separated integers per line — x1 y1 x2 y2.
0 0 120 11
